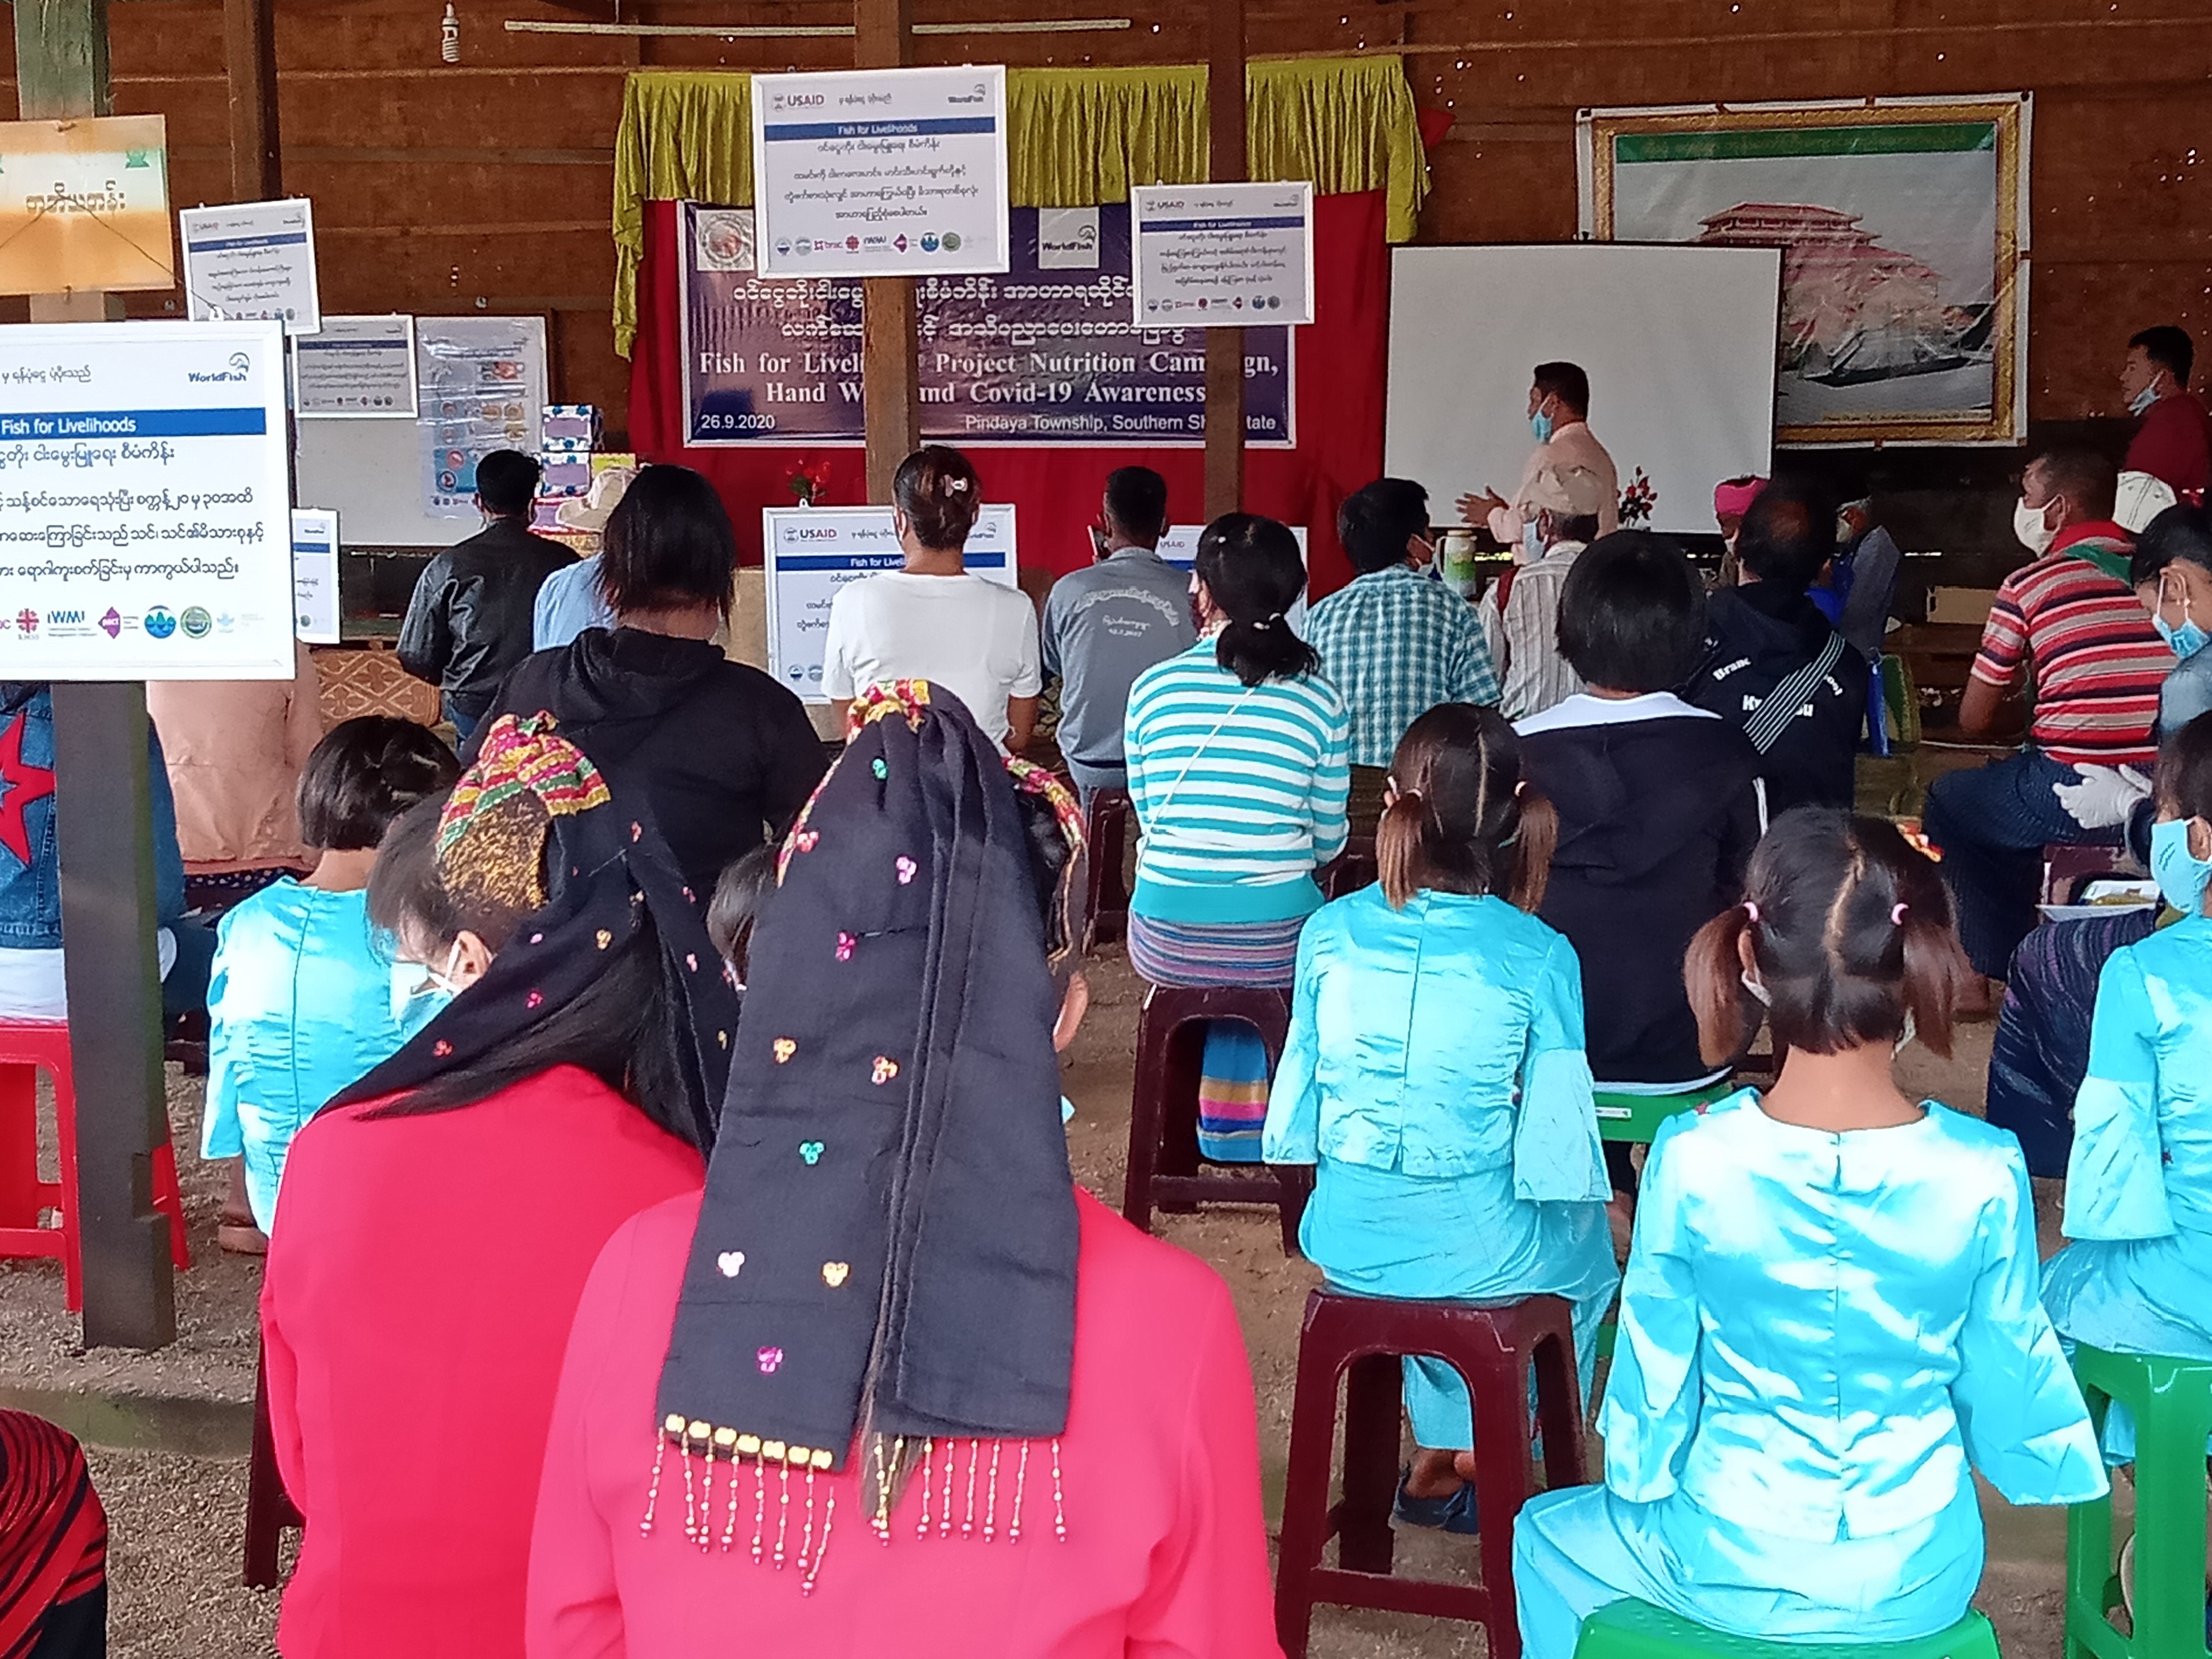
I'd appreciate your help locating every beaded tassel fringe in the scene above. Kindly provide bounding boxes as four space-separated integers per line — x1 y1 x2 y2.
642 1417 1067 1594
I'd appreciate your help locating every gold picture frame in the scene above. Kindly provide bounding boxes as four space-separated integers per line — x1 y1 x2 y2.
1579 96 2030 447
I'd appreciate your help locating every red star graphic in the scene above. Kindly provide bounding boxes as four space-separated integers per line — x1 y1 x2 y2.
0 713 56 867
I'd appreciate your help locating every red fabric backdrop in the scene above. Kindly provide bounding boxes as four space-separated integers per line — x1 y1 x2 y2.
626 190 1390 598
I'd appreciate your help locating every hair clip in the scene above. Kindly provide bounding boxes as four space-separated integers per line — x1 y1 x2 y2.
1742 900 1761 923
944 477 970 493
1890 901 1908 925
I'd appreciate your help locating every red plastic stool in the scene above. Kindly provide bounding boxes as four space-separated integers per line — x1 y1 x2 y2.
1084 786 1133 948
1274 1287 1587 1659
0 1018 191 1311
244 1345 303 1588
1123 983 1309 1254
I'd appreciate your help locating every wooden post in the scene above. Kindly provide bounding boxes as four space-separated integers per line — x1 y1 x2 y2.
1202 0 1246 521
857 0 920 500
223 0 282 200
15 0 177 1350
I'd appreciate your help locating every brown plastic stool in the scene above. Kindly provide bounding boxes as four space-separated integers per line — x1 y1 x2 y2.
244 1346 304 1588
1273 1287 1586 1659
1084 787 1133 948
1122 983 1309 1254
1319 836 1378 901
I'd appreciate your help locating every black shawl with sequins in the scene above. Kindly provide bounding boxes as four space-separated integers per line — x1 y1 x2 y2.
653 683 1080 1484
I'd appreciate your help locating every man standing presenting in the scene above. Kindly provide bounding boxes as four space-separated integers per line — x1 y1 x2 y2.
1040 466 1196 803
2121 325 2211 501
1923 449 2172 1012
398 449 575 743
1457 361 1619 552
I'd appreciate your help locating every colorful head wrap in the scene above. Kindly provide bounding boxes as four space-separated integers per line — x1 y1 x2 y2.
652 680 1084 1589
333 713 739 1150
1713 476 1767 523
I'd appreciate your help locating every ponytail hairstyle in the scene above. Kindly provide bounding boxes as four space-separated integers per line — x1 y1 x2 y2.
1376 702 1557 913
891 444 984 551
1193 513 1319 687
1685 808 1972 1068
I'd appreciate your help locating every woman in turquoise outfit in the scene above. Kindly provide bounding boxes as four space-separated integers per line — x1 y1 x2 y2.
2041 711 2212 1608
202 718 457 1237
1263 703 1616 1531
1513 810 2107 1659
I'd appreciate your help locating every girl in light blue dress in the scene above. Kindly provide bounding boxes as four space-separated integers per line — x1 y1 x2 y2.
1263 702 1616 1531
2041 711 2212 1604
1513 809 2107 1659
202 718 457 1235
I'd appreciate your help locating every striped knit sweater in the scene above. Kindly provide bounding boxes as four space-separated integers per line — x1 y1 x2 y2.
1122 639 1351 924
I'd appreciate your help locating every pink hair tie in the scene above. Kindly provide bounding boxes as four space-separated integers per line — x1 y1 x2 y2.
1891 902 1909 926
1742 901 1760 923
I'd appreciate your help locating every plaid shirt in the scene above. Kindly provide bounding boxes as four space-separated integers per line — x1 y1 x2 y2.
1305 564 1501 766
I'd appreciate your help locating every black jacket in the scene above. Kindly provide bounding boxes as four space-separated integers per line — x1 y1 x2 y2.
398 519 576 719
1520 702 1763 1087
1684 583 1867 818
477 627 827 903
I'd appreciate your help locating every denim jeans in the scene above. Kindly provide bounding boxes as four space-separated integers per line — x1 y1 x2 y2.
442 696 480 748
1922 748 2118 980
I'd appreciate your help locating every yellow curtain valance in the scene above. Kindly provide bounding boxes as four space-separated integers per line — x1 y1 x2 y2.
611 55 1429 356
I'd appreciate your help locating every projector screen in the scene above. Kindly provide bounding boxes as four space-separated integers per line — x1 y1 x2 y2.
1384 244 1781 538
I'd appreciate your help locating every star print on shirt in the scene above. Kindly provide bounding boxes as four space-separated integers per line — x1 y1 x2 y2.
0 715 56 867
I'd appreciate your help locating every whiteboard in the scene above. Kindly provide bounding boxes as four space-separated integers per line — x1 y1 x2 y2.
292 314 548 548
1384 244 1780 538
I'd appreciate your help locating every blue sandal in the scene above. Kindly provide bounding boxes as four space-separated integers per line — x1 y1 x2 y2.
1391 1469 1481 1535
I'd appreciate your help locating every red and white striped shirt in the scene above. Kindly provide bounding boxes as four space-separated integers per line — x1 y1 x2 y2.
1970 521 2172 768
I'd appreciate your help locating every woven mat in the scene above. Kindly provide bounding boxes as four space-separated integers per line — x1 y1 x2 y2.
310 646 440 727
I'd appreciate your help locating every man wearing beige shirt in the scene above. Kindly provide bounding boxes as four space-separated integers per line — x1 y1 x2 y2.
1457 361 1619 553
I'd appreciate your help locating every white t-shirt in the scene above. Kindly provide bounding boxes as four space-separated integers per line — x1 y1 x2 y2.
821 571 1043 747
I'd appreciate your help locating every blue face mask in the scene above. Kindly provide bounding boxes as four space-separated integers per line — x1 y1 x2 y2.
2149 817 2212 915
2154 613 2210 661
1530 405 1555 443
1522 518 1545 560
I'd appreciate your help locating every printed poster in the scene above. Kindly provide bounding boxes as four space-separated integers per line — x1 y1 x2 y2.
1579 96 2030 445
681 204 1295 448
751 65 1010 280
415 316 547 518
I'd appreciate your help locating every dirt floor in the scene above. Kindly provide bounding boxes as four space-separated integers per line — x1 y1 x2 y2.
1 931 2081 1659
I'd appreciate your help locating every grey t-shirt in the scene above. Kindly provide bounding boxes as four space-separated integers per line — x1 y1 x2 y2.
1041 547 1197 770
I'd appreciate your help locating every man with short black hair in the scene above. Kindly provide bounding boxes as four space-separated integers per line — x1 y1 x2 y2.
2122 324 2211 499
398 449 574 743
1307 477 1498 776
1040 466 1195 801
1684 476 1867 815
1924 447 2173 1007
1459 361 1619 551
1517 532 1763 1186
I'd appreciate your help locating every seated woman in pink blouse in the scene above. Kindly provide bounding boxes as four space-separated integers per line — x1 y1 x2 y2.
526 682 1281 1658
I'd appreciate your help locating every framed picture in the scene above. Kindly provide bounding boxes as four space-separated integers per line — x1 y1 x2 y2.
1579 95 2031 446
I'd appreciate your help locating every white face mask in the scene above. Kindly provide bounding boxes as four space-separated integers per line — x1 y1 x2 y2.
2130 382 2161 416
389 940 467 1041
2014 495 2059 556
1742 970 1915 1053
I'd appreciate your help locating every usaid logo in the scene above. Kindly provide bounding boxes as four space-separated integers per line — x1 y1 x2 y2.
794 527 840 541
774 93 825 110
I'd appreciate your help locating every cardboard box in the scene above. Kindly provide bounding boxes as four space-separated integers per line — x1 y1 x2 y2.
1925 586 2001 626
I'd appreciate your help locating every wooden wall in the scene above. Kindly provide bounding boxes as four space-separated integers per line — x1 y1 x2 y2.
10 0 2207 561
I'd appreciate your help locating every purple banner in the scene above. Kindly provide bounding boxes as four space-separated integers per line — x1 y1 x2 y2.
680 202 1294 448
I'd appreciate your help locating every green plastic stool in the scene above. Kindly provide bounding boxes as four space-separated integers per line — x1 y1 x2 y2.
1573 1599 2000 1659
1591 1082 1736 1363
2065 1344 2212 1659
